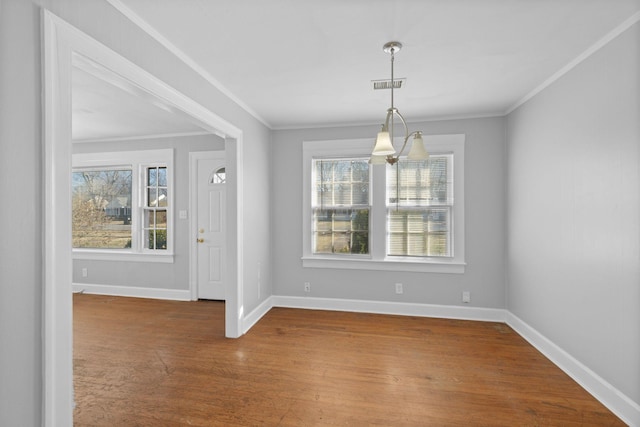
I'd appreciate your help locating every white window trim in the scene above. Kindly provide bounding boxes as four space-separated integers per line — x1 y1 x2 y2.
302 135 465 274
72 149 174 263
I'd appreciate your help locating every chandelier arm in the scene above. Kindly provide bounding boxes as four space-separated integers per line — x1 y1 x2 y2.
387 109 410 163
396 130 421 159
383 108 394 131
394 109 409 136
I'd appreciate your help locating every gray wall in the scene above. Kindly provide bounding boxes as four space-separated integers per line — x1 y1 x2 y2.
72 134 224 290
0 0 272 424
0 1 42 425
506 22 639 403
271 117 507 308
243 129 274 311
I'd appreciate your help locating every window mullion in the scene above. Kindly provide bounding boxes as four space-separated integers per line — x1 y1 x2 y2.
134 164 144 252
370 161 386 260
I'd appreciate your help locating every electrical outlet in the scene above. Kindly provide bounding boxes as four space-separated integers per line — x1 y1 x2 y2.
82 268 88 278
395 283 403 294
462 291 471 303
304 282 311 293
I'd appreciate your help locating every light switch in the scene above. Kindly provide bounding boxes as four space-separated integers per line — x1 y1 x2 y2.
179 210 188 219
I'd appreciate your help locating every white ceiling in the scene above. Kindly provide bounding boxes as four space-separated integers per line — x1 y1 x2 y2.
72 54 210 142
73 0 640 140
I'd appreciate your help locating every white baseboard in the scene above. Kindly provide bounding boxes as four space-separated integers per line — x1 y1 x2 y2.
506 312 639 426
271 295 506 322
242 296 274 334
72 283 191 301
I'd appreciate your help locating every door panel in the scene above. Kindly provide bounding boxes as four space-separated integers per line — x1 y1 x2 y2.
196 154 226 300
209 191 222 232
208 247 221 282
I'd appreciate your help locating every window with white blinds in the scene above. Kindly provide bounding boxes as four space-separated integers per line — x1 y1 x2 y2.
387 155 453 257
302 136 464 273
312 159 370 255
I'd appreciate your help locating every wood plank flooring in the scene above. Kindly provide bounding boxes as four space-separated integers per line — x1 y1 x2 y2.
73 294 624 426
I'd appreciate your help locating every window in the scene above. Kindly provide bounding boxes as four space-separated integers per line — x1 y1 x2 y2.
211 167 226 184
312 159 370 255
387 155 452 257
72 149 174 262
302 136 465 273
144 166 168 250
72 168 133 249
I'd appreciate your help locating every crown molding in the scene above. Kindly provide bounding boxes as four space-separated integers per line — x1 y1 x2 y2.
506 11 640 115
106 0 272 129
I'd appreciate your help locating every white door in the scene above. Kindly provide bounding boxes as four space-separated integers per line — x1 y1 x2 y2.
196 153 226 300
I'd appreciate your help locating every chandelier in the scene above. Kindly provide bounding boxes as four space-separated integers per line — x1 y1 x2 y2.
370 41 428 165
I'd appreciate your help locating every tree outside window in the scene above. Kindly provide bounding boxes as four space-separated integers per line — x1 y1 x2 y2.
72 169 132 249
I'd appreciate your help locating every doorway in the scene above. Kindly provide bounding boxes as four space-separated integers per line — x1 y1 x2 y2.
43 10 244 425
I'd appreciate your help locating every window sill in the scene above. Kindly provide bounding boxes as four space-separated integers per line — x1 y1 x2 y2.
72 250 174 263
301 256 465 274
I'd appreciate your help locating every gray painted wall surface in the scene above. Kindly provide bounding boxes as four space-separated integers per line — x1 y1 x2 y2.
271 117 507 308
72 134 224 290
0 1 42 425
506 22 640 403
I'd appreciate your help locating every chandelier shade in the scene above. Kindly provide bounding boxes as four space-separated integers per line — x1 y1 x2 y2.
407 132 428 160
372 130 395 156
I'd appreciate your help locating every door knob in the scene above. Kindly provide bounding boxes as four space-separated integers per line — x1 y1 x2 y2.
197 238 204 243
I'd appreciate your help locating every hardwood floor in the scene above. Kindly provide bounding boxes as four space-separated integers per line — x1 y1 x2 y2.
73 294 624 426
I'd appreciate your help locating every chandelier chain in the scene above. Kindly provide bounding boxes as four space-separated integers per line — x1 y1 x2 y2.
390 49 395 111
